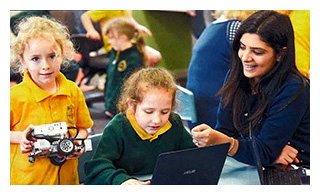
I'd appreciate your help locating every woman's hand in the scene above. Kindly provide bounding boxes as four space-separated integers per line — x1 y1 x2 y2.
121 179 151 185
191 124 238 155
20 125 34 153
274 144 299 165
191 124 231 146
191 124 216 147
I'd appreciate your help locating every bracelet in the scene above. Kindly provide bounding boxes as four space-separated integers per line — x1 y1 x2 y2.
228 137 235 153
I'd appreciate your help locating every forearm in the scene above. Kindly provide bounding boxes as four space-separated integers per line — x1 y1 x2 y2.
84 157 132 185
10 131 23 144
227 137 239 156
81 12 96 33
209 131 239 156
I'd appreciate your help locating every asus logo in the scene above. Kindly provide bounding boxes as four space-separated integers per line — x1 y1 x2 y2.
183 169 196 175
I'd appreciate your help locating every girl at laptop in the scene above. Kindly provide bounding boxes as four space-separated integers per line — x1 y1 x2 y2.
191 10 309 167
84 67 196 185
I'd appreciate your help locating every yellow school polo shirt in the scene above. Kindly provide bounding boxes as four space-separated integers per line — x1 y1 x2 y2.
10 71 94 185
88 10 130 51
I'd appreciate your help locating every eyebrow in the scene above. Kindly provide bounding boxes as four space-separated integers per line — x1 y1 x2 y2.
240 41 268 52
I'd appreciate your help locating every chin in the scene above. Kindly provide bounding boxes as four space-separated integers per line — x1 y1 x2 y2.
243 71 255 79
146 129 158 135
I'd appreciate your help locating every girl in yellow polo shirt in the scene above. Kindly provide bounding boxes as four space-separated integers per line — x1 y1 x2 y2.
10 16 94 185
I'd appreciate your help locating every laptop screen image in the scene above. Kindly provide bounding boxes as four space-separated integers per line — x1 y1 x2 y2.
150 143 230 185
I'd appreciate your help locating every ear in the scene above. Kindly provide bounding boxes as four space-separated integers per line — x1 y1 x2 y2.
20 55 28 70
127 98 136 113
276 47 287 62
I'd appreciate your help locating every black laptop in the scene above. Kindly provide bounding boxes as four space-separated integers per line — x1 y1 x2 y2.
149 143 230 185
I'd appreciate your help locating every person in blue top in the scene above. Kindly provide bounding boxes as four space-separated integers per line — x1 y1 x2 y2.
186 11 256 129
191 10 310 167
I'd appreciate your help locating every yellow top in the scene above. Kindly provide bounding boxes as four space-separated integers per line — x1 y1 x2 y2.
126 111 172 142
88 10 130 52
290 10 310 78
10 72 94 185
278 10 310 78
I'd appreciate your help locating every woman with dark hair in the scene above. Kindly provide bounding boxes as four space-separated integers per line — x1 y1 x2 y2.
191 10 310 167
186 10 256 130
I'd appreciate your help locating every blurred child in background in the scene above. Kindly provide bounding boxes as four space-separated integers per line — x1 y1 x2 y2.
103 17 147 118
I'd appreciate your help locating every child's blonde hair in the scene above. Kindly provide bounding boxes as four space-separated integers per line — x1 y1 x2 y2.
10 16 75 75
117 67 177 112
104 17 146 64
214 10 257 21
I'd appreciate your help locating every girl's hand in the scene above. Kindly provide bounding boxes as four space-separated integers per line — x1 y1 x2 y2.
66 128 88 159
86 29 101 41
136 24 152 36
145 46 162 67
65 142 85 160
20 125 34 153
121 179 151 185
274 144 299 165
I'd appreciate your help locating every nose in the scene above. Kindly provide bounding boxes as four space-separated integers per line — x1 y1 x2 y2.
41 59 51 70
239 49 252 63
152 113 161 125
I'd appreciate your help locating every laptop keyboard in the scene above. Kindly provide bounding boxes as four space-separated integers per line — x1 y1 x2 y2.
263 168 301 185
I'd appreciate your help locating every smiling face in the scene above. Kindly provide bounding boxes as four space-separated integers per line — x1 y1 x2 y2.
238 33 281 84
21 36 62 92
130 87 173 135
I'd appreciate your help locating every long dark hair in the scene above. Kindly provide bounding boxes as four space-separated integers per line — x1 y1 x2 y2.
218 10 309 135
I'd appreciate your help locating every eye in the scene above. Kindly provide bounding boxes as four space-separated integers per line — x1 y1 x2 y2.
239 43 246 50
144 109 153 114
161 109 170 115
31 57 39 62
49 54 56 59
253 49 264 55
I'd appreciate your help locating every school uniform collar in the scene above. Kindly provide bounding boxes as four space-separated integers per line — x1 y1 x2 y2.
126 110 172 142
24 71 71 102
112 45 137 57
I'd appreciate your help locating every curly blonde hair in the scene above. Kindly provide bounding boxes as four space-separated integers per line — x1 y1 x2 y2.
117 67 177 112
10 16 75 75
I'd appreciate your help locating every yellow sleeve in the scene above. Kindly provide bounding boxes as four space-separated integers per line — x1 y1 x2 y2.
88 10 130 22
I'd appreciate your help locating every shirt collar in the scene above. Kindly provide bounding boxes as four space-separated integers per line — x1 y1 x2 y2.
24 71 71 102
126 110 172 142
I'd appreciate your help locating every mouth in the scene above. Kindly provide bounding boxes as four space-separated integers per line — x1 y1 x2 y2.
244 64 258 71
40 72 54 77
149 126 160 130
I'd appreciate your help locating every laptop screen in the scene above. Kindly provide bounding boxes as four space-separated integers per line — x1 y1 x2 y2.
150 143 230 185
